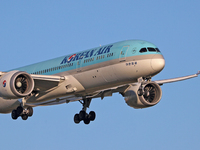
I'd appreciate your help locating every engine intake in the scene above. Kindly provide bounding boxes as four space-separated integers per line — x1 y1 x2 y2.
0 71 34 99
124 82 162 109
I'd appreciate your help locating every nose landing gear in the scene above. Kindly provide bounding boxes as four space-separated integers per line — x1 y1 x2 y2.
74 98 96 125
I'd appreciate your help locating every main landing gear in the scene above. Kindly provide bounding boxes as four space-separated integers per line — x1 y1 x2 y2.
11 106 33 120
74 98 96 125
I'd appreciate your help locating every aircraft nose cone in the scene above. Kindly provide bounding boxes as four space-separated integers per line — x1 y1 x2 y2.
151 55 165 72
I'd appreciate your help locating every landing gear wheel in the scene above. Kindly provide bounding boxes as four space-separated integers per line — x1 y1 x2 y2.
16 106 23 116
21 114 28 120
11 110 18 120
89 111 96 121
74 114 81 124
27 106 33 117
84 116 90 125
74 98 96 124
79 110 86 120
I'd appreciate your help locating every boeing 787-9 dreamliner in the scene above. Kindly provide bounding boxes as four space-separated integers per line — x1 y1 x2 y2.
0 40 199 124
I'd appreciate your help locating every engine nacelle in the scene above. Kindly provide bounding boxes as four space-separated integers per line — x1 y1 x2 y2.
0 71 34 99
124 82 162 109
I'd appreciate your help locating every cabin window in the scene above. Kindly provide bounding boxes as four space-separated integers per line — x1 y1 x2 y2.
139 48 147 53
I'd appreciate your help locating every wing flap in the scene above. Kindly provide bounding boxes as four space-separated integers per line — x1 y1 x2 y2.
26 95 82 106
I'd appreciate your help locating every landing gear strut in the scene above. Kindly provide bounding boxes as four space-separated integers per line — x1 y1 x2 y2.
137 77 152 96
74 98 96 125
11 106 33 120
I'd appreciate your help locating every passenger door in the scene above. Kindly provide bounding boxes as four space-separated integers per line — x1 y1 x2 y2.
119 46 129 62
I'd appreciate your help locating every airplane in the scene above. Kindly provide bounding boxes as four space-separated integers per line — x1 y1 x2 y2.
0 40 199 124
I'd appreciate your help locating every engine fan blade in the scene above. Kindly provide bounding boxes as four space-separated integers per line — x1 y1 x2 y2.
144 85 156 103
15 75 28 94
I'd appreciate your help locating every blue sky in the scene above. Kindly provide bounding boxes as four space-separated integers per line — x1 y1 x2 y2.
0 1 200 150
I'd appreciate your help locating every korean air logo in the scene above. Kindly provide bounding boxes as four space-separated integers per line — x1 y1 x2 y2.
3 80 6 87
67 54 76 63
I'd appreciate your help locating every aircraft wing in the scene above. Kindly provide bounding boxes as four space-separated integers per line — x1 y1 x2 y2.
26 84 130 107
155 71 200 85
25 71 199 107
31 74 65 91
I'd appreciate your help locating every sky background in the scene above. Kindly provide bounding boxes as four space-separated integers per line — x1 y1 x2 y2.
0 1 200 150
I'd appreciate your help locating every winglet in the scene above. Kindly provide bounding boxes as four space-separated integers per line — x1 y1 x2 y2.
197 71 200 75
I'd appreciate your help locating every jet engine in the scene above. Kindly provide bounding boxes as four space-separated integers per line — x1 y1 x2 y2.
0 71 34 99
124 82 162 109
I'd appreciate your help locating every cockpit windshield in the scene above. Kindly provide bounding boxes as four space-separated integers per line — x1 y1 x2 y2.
139 47 160 53
155 48 160 52
147 47 156 52
139 48 147 53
